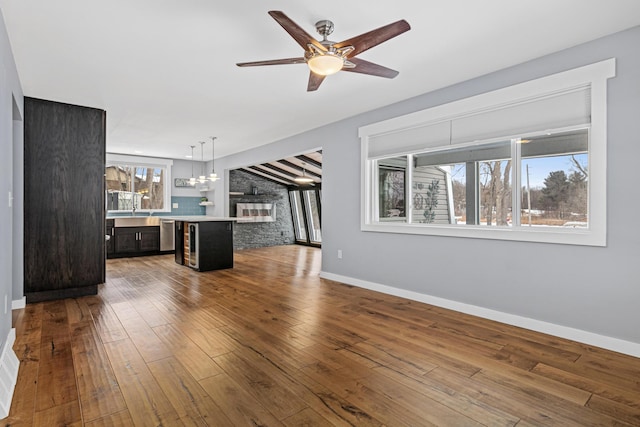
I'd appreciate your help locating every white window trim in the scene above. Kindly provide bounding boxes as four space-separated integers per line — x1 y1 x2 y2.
360 59 615 246
106 154 174 213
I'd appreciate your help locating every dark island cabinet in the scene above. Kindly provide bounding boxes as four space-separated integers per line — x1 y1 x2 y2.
174 220 233 271
113 226 160 256
24 97 106 303
198 221 233 271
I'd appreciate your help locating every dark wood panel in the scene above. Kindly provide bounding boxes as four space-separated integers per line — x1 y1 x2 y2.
24 97 105 302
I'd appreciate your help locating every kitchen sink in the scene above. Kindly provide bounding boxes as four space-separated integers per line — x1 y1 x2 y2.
113 217 161 227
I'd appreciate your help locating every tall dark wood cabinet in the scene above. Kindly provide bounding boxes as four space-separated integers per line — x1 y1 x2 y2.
24 97 106 303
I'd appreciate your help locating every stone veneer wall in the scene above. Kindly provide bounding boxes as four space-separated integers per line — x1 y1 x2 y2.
229 170 295 249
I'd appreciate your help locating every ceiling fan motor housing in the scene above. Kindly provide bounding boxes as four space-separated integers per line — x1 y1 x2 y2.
315 20 334 39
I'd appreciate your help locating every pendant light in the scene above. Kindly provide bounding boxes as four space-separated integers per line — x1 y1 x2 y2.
189 145 196 185
209 136 219 182
294 162 314 184
198 141 207 184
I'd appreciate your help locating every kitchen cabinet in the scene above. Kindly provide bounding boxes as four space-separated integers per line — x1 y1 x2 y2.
113 226 160 255
106 219 115 256
24 97 105 303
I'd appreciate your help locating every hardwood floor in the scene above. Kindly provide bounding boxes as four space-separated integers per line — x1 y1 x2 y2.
5 245 640 426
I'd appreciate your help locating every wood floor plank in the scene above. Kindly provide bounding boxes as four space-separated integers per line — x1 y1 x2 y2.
4 303 43 426
65 298 94 325
586 393 640 425
373 365 520 426
213 350 308 420
472 368 625 425
36 301 78 412
531 362 640 409
152 323 223 380
32 400 82 427
228 339 359 427
84 296 128 344
7 246 640 426
147 356 233 425
178 324 240 358
69 320 127 423
84 410 135 427
199 373 285 426
427 367 586 426
103 338 183 426
116 310 174 363
285 371 385 427
282 407 339 427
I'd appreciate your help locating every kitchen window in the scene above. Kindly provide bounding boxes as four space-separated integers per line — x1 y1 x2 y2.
106 154 173 213
360 59 615 246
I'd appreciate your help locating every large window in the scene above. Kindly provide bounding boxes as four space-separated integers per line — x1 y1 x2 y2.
289 188 322 246
106 154 173 213
360 59 615 246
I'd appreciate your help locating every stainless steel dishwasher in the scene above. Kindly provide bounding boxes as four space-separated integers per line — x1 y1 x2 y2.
160 219 175 251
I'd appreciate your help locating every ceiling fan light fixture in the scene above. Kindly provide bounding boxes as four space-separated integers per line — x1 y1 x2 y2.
294 163 315 184
307 53 344 76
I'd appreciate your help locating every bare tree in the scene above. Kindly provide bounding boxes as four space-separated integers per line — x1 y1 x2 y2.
570 155 588 178
481 160 511 226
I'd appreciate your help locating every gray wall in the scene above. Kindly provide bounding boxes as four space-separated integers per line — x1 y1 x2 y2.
229 169 295 250
1 9 24 353
213 26 640 350
171 158 205 198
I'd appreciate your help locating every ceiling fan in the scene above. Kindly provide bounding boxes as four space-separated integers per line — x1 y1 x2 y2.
236 11 411 91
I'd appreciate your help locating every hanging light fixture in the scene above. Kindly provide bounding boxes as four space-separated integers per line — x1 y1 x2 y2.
189 145 196 185
209 136 219 182
294 162 314 184
198 141 207 184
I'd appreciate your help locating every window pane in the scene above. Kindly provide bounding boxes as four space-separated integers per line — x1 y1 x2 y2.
412 140 511 226
304 190 321 243
521 130 588 228
378 157 406 221
135 167 165 210
106 166 134 211
289 191 307 241
411 165 450 224
479 159 512 226
450 164 466 223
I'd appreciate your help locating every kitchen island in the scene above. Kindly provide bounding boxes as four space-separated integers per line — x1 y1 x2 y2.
168 216 236 272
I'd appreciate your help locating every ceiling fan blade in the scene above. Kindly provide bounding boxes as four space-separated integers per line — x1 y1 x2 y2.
307 72 325 92
236 57 306 67
334 19 410 58
268 11 326 53
342 58 399 78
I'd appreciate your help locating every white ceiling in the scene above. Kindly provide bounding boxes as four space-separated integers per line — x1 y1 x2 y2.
2 1 640 160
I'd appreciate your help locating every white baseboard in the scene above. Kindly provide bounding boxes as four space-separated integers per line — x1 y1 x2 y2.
0 329 19 419
319 271 640 358
11 297 25 310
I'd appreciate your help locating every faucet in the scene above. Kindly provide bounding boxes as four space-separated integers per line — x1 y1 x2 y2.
132 205 136 217
149 211 154 216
